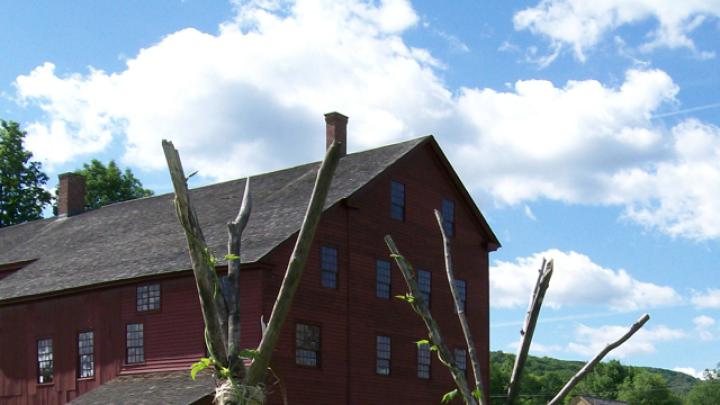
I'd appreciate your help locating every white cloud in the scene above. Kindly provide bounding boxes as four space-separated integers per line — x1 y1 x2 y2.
490 249 681 310
508 340 562 354
12 0 720 241
693 315 716 341
673 367 705 379
691 289 720 309
567 323 685 358
523 205 537 221
513 0 720 62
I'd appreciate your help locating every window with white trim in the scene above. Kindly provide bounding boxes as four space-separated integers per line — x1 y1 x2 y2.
136 284 160 312
126 323 144 364
78 331 94 378
37 338 53 384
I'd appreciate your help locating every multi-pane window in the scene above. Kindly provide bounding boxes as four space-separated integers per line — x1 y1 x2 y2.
320 246 338 288
417 342 431 379
453 279 467 311
390 181 405 220
376 335 391 375
418 269 431 307
442 199 455 236
136 284 160 312
78 331 94 378
454 348 467 371
376 260 391 299
296 323 320 367
37 338 53 384
126 323 144 364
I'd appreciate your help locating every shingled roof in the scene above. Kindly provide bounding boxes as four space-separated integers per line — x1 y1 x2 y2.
0 135 499 303
69 371 214 405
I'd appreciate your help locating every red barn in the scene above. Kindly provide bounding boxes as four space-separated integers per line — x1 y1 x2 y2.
0 113 499 405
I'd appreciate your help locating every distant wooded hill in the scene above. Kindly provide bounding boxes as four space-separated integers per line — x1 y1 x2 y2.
489 351 699 404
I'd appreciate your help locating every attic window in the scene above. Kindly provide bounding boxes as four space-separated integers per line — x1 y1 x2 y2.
390 181 405 221
376 259 391 299
453 279 466 312
137 284 160 312
441 199 455 236
320 246 338 288
37 338 53 384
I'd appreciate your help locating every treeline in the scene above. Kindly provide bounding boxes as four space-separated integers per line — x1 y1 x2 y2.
489 351 720 404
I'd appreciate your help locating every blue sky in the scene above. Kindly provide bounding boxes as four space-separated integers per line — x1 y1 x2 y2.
2 0 719 379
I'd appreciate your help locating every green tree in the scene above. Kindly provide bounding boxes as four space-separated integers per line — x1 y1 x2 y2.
617 371 682 405
570 360 631 400
685 379 720 405
0 120 52 227
58 159 153 211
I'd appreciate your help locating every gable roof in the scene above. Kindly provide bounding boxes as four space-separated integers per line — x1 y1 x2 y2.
0 136 498 303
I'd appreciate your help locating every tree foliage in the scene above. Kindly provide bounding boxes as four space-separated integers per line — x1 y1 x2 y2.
0 120 51 227
63 159 153 211
617 370 682 405
684 379 720 405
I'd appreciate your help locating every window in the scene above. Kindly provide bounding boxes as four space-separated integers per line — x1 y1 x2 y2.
417 342 431 379
376 260 391 299
296 323 320 367
390 181 405 220
453 279 467 312
78 331 94 378
417 269 431 307
126 323 144 364
454 348 467 372
441 199 455 236
320 246 338 288
376 335 391 375
136 283 160 312
37 338 53 384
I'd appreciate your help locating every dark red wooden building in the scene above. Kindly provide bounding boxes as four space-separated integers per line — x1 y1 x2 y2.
0 113 499 404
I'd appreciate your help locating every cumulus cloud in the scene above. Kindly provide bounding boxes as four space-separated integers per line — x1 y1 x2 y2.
490 249 681 310
513 0 720 62
12 0 720 241
567 323 685 358
673 367 705 379
691 289 720 309
693 315 716 341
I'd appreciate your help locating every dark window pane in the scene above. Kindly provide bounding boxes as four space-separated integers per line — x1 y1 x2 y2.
320 246 338 288
126 323 144 364
376 260 391 299
376 335 391 375
417 342 431 379
453 279 466 312
78 331 94 378
442 199 454 236
454 348 467 371
417 269 431 307
136 284 161 312
296 324 320 367
390 181 405 220
37 339 53 384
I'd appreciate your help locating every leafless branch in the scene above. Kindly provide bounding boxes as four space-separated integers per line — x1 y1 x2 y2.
506 259 554 405
547 313 650 405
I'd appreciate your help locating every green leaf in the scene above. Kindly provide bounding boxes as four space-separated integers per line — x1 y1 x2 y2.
441 389 459 403
224 253 240 261
190 357 213 380
238 348 257 359
472 388 482 400
430 344 439 352
217 366 231 379
394 293 415 303
415 339 431 347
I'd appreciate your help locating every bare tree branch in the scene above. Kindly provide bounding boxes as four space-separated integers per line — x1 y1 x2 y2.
385 235 480 405
226 179 252 379
243 141 342 386
162 140 229 366
547 313 650 405
434 209 486 400
506 259 554 405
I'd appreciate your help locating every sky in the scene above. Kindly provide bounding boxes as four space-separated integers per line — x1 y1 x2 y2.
1 0 719 381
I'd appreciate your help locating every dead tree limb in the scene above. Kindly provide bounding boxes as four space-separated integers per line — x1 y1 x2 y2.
506 259 554 405
162 140 230 366
547 313 650 405
434 210 486 400
244 141 341 386
226 179 252 379
385 235 480 405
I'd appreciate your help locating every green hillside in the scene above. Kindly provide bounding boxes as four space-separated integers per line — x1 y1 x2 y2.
489 351 700 404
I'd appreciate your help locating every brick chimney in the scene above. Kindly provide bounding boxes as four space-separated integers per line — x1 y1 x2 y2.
57 173 86 217
324 112 348 157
